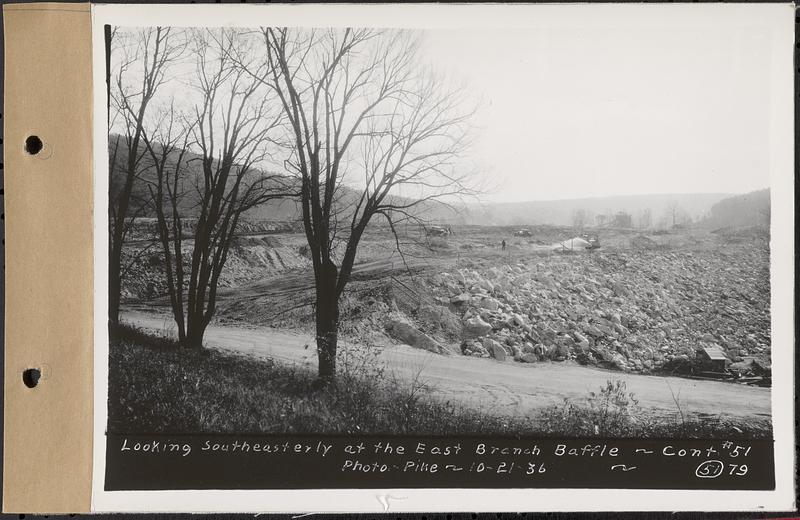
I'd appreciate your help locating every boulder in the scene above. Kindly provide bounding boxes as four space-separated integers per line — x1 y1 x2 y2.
418 304 462 337
461 339 489 358
519 353 539 363
591 347 613 363
450 293 471 305
595 323 616 337
386 319 450 355
479 297 500 311
430 274 446 287
611 282 629 297
463 316 493 338
592 347 627 369
610 353 628 370
583 324 605 338
482 338 508 361
511 313 528 327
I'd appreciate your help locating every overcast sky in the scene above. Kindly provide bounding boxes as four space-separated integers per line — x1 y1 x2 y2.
419 21 774 202
113 7 786 204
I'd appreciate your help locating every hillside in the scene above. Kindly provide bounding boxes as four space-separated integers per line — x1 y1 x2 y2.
109 134 300 221
109 134 441 224
698 189 770 230
110 134 741 228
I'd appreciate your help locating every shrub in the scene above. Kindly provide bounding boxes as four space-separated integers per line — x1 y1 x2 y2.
538 379 771 438
539 379 641 436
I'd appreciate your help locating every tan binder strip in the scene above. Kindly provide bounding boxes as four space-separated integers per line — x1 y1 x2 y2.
3 3 93 513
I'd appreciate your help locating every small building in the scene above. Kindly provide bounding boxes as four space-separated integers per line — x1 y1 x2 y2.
696 346 728 372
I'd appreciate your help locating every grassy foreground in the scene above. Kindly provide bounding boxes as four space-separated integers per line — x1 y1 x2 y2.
108 325 771 438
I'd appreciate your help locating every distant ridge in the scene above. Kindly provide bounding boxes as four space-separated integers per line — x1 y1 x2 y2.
699 189 770 229
110 134 753 228
448 192 735 227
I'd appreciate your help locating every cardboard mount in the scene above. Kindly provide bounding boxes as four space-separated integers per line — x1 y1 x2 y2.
3 3 94 513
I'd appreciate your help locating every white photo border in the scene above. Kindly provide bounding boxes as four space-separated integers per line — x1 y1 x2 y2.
91 2 796 512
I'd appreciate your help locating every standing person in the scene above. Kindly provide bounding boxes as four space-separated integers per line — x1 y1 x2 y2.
501 239 506 250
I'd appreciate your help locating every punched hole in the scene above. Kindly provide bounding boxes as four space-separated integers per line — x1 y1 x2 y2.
25 136 43 155
22 368 41 388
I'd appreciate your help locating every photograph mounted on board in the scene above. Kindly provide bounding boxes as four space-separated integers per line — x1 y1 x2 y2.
96 4 792 501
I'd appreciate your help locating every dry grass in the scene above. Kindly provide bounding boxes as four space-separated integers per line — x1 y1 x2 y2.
108 325 771 438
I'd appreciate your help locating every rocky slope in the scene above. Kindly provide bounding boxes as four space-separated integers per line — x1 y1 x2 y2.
122 220 772 380
377 241 770 378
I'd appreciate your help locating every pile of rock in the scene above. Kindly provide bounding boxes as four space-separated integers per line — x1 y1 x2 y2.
461 339 490 357
420 244 771 375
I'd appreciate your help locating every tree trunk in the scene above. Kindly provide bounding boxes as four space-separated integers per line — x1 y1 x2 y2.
109 242 122 324
105 27 117 326
315 259 339 383
185 317 206 349
174 312 187 344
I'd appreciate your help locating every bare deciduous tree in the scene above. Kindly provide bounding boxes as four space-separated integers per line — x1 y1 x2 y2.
109 27 185 324
175 28 287 347
571 209 587 230
257 28 476 382
666 201 680 228
637 208 653 230
141 103 194 343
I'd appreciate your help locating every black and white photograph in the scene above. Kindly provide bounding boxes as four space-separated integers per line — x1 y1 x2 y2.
91 3 794 512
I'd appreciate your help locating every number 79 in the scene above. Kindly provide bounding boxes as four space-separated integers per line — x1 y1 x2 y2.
728 464 748 476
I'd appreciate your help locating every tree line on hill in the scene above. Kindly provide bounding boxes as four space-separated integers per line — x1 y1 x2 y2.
565 189 769 232
697 189 770 230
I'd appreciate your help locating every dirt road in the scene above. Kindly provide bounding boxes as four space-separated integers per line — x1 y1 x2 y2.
122 311 771 421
